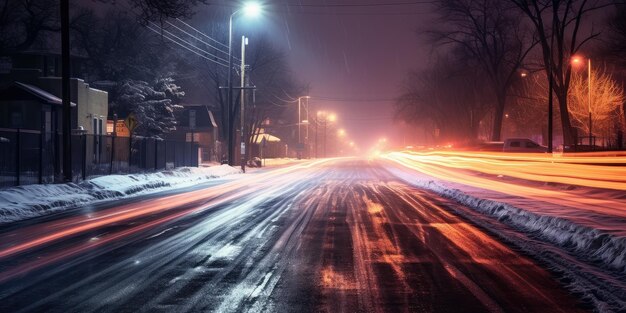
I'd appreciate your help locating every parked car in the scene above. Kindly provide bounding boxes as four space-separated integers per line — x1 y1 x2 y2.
503 138 547 152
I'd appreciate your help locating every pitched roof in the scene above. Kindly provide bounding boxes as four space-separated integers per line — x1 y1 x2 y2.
13 82 76 107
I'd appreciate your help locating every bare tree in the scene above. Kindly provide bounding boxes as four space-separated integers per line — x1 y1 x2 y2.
95 0 208 22
0 0 89 53
602 4 626 67
430 0 536 141
395 55 492 144
508 0 611 144
568 66 625 138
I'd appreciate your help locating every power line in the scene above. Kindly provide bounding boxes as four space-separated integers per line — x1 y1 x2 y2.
272 11 431 16
146 25 228 68
289 1 433 7
312 96 397 102
175 18 229 50
165 20 230 58
149 21 230 64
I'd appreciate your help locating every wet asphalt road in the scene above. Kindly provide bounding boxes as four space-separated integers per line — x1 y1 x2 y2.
0 159 586 312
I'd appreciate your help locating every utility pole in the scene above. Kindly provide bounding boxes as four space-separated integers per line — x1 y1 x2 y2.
61 0 72 182
323 119 327 158
315 117 318 158
305 98 309 158
298 97 301 146
240 36 248 171
227 14 234 166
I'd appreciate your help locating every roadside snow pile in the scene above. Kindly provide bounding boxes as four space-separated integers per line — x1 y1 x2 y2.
386 166 626 275
0 165 241 224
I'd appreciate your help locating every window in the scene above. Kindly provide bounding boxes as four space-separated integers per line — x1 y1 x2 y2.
509 141 520 147
526 141 538 148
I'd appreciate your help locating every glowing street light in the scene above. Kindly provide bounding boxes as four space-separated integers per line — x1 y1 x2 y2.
328 113 337 122
226 2 262 166
242 2 262 17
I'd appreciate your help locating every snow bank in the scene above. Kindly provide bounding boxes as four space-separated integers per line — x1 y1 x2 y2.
0 165 241 224
386 165 626 312
386 166 626 274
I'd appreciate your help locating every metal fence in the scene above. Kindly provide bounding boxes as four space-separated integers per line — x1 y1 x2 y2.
0 128 201 187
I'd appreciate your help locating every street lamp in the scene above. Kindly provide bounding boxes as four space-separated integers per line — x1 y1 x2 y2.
572 55 593 148
227 2 262 166
297 96 310 159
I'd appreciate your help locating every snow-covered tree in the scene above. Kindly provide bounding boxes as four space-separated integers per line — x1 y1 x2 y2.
114 79 184 137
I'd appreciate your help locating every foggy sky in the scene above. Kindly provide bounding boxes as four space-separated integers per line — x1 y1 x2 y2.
88 0 436 148
264 0 436 149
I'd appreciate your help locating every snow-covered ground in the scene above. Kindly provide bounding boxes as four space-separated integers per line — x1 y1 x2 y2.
382 153 626 311
0 165 242 224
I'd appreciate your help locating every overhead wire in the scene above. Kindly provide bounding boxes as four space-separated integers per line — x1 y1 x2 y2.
175 18 229 49
145 25 229 68
148 22 230 66
287 1 434 7
165 20 230 59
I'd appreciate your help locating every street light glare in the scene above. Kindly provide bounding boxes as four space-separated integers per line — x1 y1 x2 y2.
243 2 262 17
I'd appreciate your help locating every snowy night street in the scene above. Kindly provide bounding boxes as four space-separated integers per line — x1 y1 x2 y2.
1 158 624 312
3 0 626 312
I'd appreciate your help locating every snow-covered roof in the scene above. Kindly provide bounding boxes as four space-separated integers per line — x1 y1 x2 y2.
254 133 281 144
207 110 218 128
14 82 76 107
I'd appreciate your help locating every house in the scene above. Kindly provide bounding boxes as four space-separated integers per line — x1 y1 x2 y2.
167 104 219 163
0 51 108 136
0 81 72 132
0 51 107 184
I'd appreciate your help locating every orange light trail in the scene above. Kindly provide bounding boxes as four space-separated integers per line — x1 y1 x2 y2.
384 151 626 229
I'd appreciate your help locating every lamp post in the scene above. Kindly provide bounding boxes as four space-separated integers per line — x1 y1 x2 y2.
227 2 261 166
297 96 310 159
572 56 593 148
240 35 248 171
